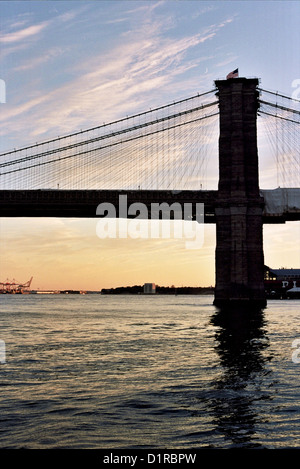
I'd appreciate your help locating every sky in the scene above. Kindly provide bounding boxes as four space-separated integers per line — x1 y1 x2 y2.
0 0 299 291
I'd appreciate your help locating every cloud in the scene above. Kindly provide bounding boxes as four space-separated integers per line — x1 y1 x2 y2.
0 5 234 153
125 0 165 16
13 47 67 72
216 54 239 67
57 10 83 23
0 22 48 44
192 5 218 19
0 94 51 123
105 16 130 25
0 4 88 54
21 26 219 137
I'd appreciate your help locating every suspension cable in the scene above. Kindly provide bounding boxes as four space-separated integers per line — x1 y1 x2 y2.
0 108 219 176
258 87 300 104
0 88 217 158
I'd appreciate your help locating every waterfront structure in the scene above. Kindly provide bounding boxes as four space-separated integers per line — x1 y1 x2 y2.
143 283 156 294
264 267 300 298
0 276 33 294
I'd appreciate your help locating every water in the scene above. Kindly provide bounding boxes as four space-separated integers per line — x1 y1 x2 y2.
0 294 300 449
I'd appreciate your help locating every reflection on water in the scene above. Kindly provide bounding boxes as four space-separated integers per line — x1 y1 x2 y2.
1 295 299 448
209 308 272 448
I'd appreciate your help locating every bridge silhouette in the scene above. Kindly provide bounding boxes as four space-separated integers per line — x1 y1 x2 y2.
1 77 299 309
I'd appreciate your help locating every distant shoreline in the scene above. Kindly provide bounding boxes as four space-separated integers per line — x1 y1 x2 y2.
101 285 214 295
1 286 215 295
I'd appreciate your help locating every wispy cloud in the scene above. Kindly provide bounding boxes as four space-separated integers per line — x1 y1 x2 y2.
192 5 218 19
13 47 67 71
105 16 130 25
1 5 235 148
0 94 51 123
0 22 48 44
0 4 87 50
216 54 239 67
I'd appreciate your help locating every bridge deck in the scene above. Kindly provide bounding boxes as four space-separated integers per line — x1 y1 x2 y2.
0 188 299 223
0 189 217 222
260 188 300 222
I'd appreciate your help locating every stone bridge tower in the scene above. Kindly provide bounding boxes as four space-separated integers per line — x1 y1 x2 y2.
213 78 266 310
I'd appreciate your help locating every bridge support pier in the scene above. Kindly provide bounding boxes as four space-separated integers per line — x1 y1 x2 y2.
213 78 266 310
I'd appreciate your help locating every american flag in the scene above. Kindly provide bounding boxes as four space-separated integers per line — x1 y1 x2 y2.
226 68 239 79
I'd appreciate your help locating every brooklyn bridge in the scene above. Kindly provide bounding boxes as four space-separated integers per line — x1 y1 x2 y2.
0 77 299 309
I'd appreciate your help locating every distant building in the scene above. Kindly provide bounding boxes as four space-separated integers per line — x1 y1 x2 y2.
267 268 300 281
264 266 300 298
143 283 156 294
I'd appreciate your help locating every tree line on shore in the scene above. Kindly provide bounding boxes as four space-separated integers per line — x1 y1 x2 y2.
101 285 214 295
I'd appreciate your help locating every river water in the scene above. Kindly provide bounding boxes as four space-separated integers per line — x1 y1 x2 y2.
0 294 299 449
